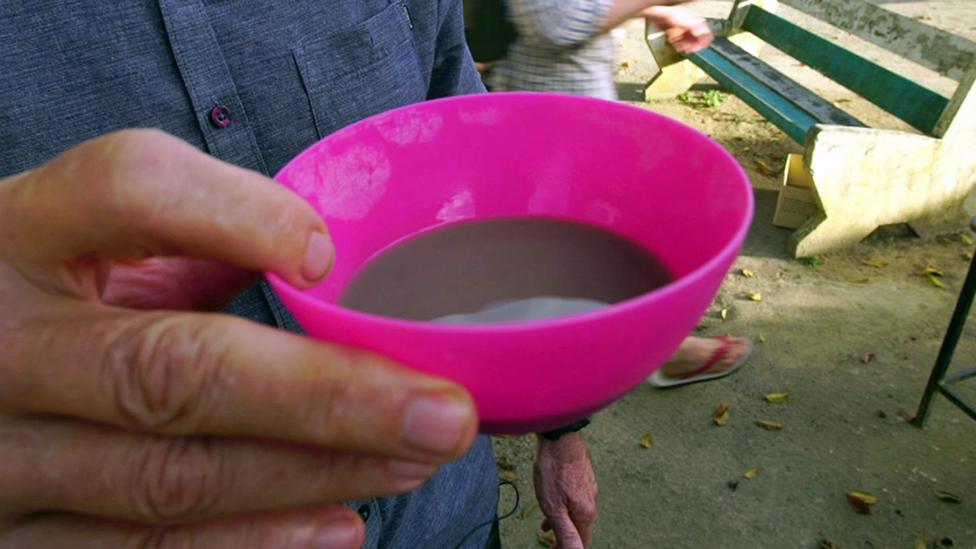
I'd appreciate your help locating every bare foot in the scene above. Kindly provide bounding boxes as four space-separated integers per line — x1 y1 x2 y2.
660 336 751 379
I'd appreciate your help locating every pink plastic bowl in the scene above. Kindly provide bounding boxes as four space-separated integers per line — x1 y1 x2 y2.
267 92 753 433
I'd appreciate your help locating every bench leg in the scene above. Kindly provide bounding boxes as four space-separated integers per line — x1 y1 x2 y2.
789 125 974 257
791 215 875 258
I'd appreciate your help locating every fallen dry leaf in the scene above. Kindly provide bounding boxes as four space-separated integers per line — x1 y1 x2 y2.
757 332 767 343
744 291 762 302
927 273 945 288
963 252 974 261
640 432 654 449
938 237 952 247
755 160 772 175
862 353 875 364
961 233 973 246
862 259 888 268
720 308 729 320
819 540 839 549
520 502 539 520
740 268 756 278
537 530 557 547
756 419 784 431
847 491 878 514
743 467 761 479
922 266 945 277
765 392 789 403
498 469 518 482
714 409 730 426
916 534 928 549
713 403 730 426
848 278 871 285
935 490 962 503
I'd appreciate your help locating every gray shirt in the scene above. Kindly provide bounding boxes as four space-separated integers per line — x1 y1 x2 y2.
0 1 498 547
490 0 617 99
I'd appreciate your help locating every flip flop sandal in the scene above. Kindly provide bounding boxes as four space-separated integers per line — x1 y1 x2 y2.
647 336 753 388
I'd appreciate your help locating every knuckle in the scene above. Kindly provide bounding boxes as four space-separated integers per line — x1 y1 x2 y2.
300 347 359 441
84 129 184 224
130 436 225 524
579 503 597 521
101 314 224 433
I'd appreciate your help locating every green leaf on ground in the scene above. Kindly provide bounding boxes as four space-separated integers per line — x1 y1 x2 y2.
678 90 729 108
935 490 962 503
847 491 878 514
765 392 789 403
803 256 823 268
756 419 785 431
640 432 654 449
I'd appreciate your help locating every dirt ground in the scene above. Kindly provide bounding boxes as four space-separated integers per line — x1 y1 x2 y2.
493 2 976 548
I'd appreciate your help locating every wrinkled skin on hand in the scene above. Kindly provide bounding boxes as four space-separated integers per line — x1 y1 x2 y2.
0 129 479 549
534 433 598 549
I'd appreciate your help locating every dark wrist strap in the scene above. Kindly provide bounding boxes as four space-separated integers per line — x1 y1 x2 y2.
540 417 591 441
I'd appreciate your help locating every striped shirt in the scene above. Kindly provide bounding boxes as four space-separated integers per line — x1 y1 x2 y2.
490 0 617 99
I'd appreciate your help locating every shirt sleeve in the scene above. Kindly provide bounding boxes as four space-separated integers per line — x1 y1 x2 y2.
505 0 615 50
427 0 487 99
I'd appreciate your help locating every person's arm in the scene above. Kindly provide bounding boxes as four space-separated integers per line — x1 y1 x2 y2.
534 432 599 548
506 0 690 49
643 5 714 53
0 129 478 549
600 0 687 32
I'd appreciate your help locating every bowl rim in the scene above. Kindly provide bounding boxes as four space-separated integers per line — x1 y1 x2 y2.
265 92 754 333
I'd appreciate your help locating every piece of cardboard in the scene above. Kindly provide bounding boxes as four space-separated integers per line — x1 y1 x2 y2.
773 153 821 229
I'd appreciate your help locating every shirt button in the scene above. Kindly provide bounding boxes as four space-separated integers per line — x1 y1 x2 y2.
209 105 231 128
357 504 371 522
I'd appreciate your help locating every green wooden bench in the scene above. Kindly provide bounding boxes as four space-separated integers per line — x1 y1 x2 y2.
646 0 976 257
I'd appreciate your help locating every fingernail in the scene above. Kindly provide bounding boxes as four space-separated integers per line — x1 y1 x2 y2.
302 232 334 282
389 460 437 479
313 518 360 549
402 395 472 455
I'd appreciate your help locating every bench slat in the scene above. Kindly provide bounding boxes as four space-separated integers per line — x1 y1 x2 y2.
689 46 819 143
780 0 976 81
743 7 951 135
710 37 867 128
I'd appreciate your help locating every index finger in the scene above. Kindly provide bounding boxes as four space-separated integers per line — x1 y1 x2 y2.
2 306 478 463
0 129 332 292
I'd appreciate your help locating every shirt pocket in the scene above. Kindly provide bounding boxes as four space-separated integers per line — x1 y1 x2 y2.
294 1 428 138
